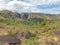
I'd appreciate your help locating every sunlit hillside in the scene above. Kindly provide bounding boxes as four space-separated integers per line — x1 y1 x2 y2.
0 10 60 45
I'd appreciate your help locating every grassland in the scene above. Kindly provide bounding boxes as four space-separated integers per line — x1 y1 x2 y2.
0 10 60 45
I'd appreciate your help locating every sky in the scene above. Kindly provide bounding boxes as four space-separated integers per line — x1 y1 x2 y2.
0 0 60 14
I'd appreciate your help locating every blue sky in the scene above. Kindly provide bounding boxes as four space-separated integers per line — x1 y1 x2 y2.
0 0 60 14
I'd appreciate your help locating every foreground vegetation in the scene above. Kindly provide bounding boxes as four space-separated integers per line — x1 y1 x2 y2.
0 10 60 45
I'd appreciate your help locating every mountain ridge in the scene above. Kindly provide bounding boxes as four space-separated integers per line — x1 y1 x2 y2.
0 10 60 20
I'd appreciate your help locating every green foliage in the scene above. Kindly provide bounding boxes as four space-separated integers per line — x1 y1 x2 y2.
24 37 38 45
0 10 60 45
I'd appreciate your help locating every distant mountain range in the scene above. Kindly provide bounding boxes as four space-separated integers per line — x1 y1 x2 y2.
0 10 60 20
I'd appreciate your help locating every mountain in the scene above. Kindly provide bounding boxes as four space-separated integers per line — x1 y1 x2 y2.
0 10 21 19
0 10 60 45
0 10 60 20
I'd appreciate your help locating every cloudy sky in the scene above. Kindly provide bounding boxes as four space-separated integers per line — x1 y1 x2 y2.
0 0 60 14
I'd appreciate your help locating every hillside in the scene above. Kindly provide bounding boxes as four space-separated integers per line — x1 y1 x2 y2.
0 10 21 19
0 10 60 45
0 10 60 20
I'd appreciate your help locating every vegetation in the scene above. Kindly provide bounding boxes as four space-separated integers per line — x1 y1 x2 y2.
0 10 60 45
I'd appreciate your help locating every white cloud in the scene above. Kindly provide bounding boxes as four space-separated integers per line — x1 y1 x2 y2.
0 0 34 13
0 0 7 10
29 0 60 5
0 0 60 14
0 0 35 13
